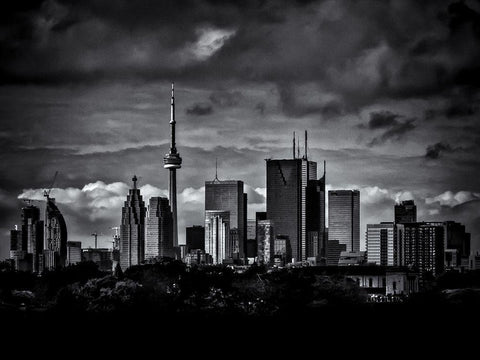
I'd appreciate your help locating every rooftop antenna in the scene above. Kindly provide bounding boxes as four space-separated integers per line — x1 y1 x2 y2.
132 175 138 189
214 157 219 181
297 135 300 159
293 131 296 159
323 160 326 178
304 130 308 160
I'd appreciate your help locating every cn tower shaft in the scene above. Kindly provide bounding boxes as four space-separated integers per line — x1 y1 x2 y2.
163 83 182 250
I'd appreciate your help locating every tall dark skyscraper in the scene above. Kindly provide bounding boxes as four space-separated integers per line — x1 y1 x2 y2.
163 83 182 250
328 190 360 253
205 173 247 260
266 132 319 262
394 200 417 224
145 197 173 260
120 175 146 270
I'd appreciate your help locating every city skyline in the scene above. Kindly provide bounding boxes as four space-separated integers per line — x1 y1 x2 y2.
2 0 480 258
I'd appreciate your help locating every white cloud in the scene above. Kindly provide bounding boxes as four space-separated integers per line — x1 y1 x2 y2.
189 27 236 61
425 191 480 207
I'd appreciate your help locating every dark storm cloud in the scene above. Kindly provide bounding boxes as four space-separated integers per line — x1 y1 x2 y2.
366 111 401 129
360 111 416 147
425 142 456 159
1 0 479 104
209 90 242 107
186 103 213 116
277 83 344 118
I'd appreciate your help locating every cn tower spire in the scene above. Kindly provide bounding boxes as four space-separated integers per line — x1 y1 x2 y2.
164 82 182 254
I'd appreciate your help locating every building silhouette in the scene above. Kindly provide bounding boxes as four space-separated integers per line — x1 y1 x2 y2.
163 83 182 253
394 200 417 224
205 210 230 264
186 225 205 252
328 190 360 253
205 173 247 260
120 175 146 270
145 197 173 260
366 222 395 266
22 205 44 272
266 132 320 263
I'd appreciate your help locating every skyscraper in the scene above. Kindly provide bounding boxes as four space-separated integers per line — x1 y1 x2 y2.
394 200 417 224
205 176 247 260
306 161 326 261
163 83 182 251
266 155 317 263
43 198 68 270
328 190 360 253
145 197 173 260
22 205 44 272
366 222 395 266
205 210 230 264
120 175 146 270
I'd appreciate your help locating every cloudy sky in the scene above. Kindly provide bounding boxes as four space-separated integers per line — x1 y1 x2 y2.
1 0 480 259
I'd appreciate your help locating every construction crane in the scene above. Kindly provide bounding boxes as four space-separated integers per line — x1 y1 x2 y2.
43 171 58 201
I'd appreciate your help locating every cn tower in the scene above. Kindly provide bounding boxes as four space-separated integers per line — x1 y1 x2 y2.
163 83 182 250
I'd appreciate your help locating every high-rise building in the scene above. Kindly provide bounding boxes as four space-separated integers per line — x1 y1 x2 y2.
394 200 417 224
66 241 82 266
10 227 27 271
120 175 146 270
266 158 317 263
328 190 360 253
366 222 395 266
306 161 326 261
145 197 173 260
43 198 68 269
246 219 257 259
21 205 44 272
273 235 291 266
205 210 230 264
205 177 246 260
257 220 274 265
442 221 470 267
186 225 205 252
163 83 182 252
396 222 445 277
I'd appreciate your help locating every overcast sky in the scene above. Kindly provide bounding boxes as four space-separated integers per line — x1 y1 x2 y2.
1 0 480 258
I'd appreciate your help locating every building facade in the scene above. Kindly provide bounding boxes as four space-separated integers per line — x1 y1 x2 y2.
366 222 395 266
328 190 360 253
120 176 146 270
205 210 230 264
394 200 417 224
43 198 68 270
66 241 82 266
145 197 173 260
205 179 246 260
266 158 317 263
257 220 274 265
